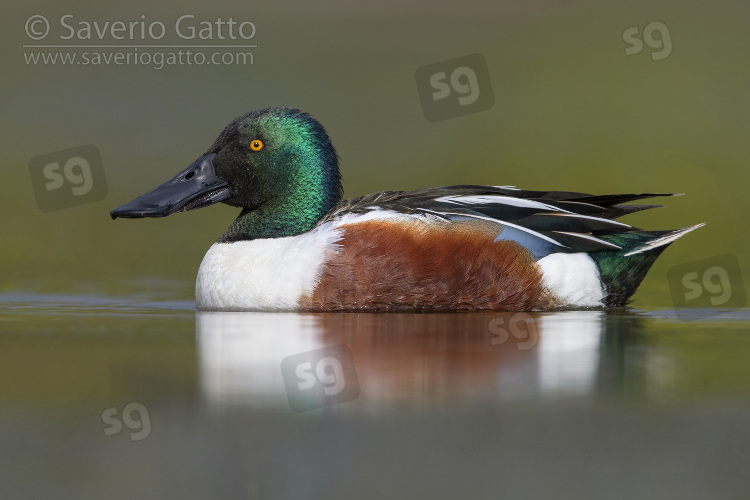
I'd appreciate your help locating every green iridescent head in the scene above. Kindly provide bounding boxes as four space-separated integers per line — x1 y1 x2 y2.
207 107 341 211
110 107 343 241
209 107 343 241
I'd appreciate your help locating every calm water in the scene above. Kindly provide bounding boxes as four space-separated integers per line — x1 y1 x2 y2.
2 290 750 499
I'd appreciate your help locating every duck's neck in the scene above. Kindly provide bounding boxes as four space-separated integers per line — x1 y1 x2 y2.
217 174 341 242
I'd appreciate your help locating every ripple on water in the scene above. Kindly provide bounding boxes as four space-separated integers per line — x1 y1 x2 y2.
0 291 196 317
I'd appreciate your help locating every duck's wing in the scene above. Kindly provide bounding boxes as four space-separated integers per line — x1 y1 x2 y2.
322 185 679 259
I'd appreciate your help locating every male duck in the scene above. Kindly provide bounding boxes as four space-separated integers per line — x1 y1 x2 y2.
111 107 703 311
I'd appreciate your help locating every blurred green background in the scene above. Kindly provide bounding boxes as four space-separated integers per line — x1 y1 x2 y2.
2 0 748 308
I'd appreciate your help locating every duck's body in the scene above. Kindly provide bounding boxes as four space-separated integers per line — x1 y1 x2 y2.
195 186 700 311
111 107 702 311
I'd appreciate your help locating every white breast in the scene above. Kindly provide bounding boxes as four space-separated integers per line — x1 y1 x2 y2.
196 222 344 310
196 209 416 310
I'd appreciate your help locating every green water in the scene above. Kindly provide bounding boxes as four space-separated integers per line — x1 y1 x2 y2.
2 290 750 498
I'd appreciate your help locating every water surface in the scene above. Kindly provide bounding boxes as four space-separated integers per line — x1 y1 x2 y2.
2 291 750 499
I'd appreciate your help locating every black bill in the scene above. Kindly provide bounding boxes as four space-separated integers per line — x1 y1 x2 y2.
110 154 230 219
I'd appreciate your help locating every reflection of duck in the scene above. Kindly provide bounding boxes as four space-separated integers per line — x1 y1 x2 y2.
195 311 611 408
111 107 703 311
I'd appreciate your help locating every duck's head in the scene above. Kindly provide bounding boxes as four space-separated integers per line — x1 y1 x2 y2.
111 107 343 240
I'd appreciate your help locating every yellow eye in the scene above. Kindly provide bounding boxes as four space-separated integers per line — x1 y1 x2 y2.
250 139 264 151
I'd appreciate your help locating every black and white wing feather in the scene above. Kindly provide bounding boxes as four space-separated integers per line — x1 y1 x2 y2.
322 185 676 259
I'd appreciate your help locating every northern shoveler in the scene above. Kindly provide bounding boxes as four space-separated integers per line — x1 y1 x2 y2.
111 107 703 311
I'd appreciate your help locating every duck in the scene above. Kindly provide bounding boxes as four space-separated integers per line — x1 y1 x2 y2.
111 106 703 311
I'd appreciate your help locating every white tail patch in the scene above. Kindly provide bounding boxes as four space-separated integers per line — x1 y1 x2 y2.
538 253 605 307
623 223 705 256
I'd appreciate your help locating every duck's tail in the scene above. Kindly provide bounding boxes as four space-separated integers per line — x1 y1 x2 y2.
590 223 705 307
